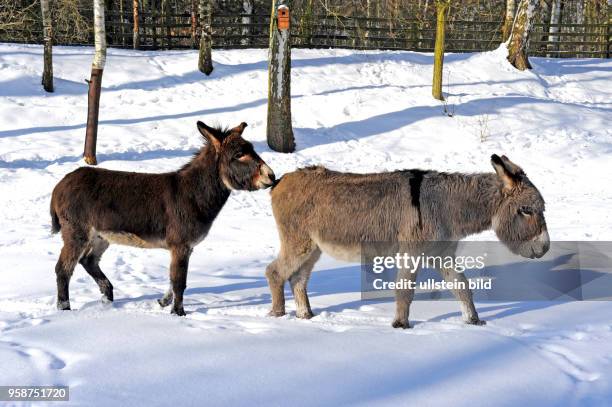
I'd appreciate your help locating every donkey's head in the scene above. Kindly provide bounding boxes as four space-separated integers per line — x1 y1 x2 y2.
197 121 275 191
490 154 550 259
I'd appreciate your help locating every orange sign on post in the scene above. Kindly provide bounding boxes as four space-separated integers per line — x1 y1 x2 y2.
277 5 290 30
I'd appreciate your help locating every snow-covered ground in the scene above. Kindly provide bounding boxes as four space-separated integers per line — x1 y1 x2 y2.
1 43 611 406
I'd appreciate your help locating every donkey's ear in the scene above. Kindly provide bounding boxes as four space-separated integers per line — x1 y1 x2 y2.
500 155 525 177
230 122 248 135
491 154 518 191
197 121 222 151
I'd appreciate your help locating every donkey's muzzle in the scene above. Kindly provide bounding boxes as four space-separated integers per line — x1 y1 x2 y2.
256 164 276 189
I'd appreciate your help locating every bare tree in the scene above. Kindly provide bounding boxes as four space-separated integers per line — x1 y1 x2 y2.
506 0 539 70
84 0 107 165
198 0 213 75
501 0 516 42
133 0 140 49
432 0 450 100
40 0 54 92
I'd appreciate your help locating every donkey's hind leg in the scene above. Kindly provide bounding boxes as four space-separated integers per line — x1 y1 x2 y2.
55 226 89 310
439 267 485 325
157 284 174 308
265 259 286 317
79 235 113 302
289 248 321 319
265 240 319 318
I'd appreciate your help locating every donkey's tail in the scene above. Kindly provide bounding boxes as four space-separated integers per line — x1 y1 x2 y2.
50 200 61 234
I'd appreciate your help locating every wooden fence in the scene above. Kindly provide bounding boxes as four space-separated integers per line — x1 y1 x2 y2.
2 10 610 58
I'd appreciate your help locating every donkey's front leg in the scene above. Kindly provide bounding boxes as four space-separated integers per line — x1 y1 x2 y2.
439 267 485 326
392 269 418 329
169 246 192 316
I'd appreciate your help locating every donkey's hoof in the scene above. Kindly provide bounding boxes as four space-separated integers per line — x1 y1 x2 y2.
57 300 71 311
391 319 410 329
157 298 172 308
296 311 314 319
268 309 285 317
466 318 486 326
171 307 186 316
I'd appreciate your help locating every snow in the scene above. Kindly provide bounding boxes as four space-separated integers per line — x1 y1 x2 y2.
1 42 612 406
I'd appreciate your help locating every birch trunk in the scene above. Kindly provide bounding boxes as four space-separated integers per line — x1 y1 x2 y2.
501 0 516 42
133 0 140 49
506 0 538 70
40 0 53 92
84 0 107 165
198 0 213 75
547 0 562 56
432 0 449 100
266 2 294 153
241 0 253 46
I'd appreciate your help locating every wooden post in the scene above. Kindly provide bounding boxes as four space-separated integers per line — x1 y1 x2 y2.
40 0 53 92
84 0 107 165
432 0 450 101
133 0 140 49
266 2 294 153
198 0 213 75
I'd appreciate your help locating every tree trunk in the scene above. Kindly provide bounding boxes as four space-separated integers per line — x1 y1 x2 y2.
241 0 253 46
547 0 562 56
190 0 197 48
40 0 53 92
506 0 539 70
432 0 449 100
198 0 213 75
266 2 294 153
501 0 516 42
84 0 107 165
133 0 140 49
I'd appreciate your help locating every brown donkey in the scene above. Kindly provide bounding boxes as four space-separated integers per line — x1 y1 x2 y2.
50 121 275 315
266 155 549 328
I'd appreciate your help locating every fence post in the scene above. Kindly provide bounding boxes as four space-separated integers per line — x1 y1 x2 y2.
266 1 295 153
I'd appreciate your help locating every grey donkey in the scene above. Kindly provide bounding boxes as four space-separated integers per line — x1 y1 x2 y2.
266 154 549 328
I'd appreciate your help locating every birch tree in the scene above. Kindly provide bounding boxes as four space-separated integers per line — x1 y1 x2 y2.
198 0 213 75
266 1 294 153
506 0 539 70
40 0 53 92
501 0 516 42
547 0 562 55
83 0 107 165
241 0 254 46
432 0 450 100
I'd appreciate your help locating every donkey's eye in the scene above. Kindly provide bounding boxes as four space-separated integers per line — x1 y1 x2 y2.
233 153 245 160
518 206 533 216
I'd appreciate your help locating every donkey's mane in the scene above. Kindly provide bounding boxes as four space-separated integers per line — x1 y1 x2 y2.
178 125 233 173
